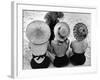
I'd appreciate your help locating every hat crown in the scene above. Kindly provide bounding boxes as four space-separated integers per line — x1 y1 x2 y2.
54 22 70 41
26 20 51 44
59 25 69 37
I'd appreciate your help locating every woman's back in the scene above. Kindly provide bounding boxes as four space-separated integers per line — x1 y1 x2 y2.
51 40 69 57
71 40 88 53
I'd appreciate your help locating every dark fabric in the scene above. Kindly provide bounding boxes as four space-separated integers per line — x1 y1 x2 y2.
57 38 68 43
70 52 86 65
53 55 69 67
32 54 46 60
44 12 64 43
30 56 50 69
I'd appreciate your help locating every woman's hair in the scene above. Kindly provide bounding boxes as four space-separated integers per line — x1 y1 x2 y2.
44 12 64 43
73 23 88 41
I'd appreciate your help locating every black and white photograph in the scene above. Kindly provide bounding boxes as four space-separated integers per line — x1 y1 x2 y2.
11 2 97 78
22 10 91 69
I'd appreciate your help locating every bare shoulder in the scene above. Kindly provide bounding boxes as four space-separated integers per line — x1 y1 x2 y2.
51 40 56 46
83 40 88 48
65 39 70 44
71 40 76 45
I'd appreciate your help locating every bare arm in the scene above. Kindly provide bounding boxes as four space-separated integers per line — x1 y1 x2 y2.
84 41 88 51
65 39 70 50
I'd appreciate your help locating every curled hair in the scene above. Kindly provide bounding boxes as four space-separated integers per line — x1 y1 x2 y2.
73 23 88 41
44 12 64 42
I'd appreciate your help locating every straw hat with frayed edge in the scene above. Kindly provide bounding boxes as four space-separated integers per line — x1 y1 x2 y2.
54 22 70 41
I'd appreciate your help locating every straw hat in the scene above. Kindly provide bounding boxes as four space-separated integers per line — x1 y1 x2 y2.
26 20 51 44
54 22 70 41
73 23 88 41
26 20 51 56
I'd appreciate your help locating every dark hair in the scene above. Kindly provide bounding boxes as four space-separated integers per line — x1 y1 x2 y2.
44 12 64 43
73 23 88 41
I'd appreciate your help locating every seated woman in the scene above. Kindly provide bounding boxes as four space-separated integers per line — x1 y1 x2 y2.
26 20 51 69
50 22 70 67
70 23 88 66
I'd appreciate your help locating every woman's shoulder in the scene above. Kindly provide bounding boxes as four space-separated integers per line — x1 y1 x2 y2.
51 40 60 48
71 40 82 48
51 40 57 45
71 40 88 47
82 40 88 49
71 40 77 45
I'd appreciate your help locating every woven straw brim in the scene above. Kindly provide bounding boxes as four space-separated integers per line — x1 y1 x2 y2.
26 20 51 44
54 22 70 41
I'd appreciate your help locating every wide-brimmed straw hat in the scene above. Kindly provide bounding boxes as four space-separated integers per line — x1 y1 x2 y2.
54 22 70 41
26 20 51 56
26 20 51 44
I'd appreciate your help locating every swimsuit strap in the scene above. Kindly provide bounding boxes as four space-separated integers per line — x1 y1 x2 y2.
32 53 46 60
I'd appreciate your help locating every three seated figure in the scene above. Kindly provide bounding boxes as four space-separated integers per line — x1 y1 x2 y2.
25 20 88 69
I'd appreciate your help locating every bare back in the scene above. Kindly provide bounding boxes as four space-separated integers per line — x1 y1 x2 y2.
71 40 88 54
51 40 69 57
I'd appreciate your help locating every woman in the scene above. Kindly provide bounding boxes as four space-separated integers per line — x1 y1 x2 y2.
26 20 51 69
50 22 70 67
70 23 88 65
